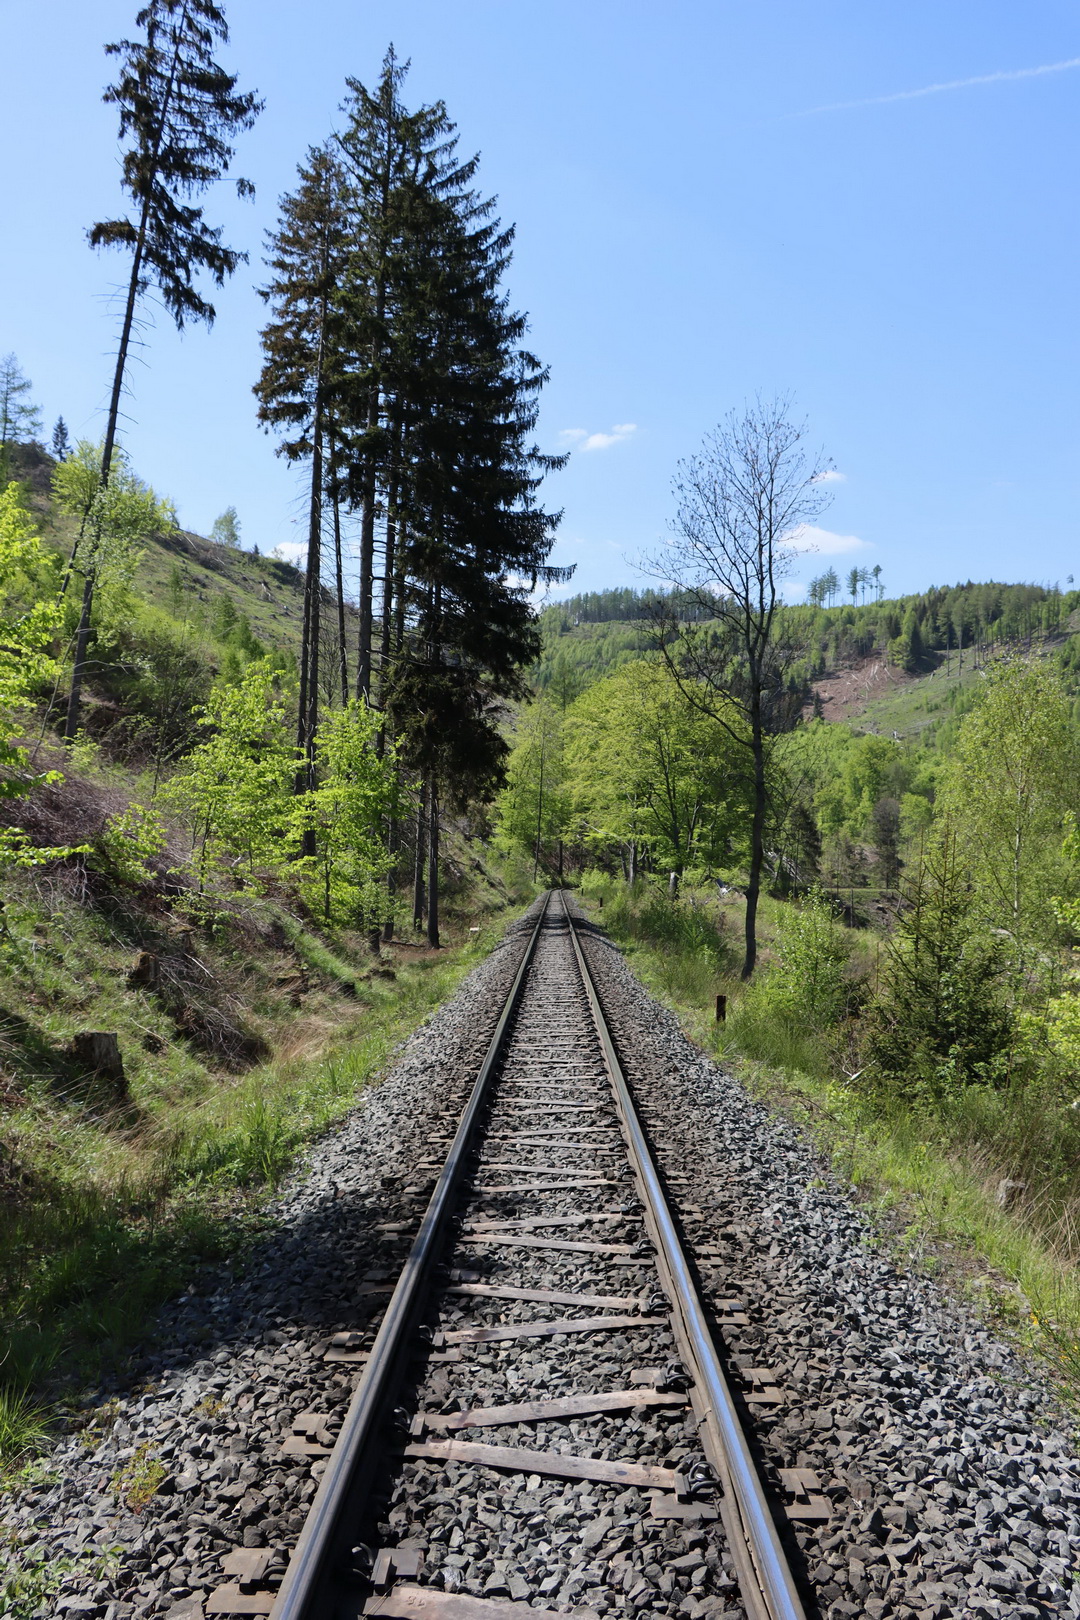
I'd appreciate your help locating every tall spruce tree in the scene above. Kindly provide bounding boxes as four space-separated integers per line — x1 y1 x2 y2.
51 418 71 463
384 168 570 943
335 48 482 706
255 144 352 804
256 56 567 942
68 0 261 739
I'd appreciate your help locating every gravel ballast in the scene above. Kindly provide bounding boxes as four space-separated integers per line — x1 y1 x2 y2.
3 895 1079 1620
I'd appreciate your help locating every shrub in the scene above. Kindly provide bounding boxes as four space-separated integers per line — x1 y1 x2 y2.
861 829 1017 1095
758 886 853 1027
90 803 168 886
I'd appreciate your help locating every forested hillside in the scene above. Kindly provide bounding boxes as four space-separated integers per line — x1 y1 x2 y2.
535 580 1080 711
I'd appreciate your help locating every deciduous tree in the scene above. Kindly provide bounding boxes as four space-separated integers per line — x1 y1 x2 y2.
211 505 240 546
52 442 175 737
939 659 1078 956
0 486 60 793
652 397 830 976
562 661 746 886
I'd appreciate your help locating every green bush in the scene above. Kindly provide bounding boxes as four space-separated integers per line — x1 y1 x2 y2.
862 831 1018 1095
753 886 853 1026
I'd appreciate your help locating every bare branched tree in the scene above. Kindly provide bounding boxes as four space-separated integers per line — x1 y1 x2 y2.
650 396 832 977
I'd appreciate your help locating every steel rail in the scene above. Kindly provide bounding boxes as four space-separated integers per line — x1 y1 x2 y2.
561 890 809 1620
269 895 553 1620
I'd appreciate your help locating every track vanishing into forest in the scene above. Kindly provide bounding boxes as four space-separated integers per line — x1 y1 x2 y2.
8 894 1080 1620
210 890 811 1620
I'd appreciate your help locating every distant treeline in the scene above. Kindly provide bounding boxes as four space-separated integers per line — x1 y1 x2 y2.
797 580 1077 678
536 581 1080 698
542 587 714 627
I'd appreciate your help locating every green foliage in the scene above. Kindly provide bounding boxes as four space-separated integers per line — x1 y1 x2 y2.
290 702 399 926
0 1387 51 1471
938 658 1078 954
91 0 262 331
0 355 41 487
496 700 570 872
211 505 241 547
90 803 168 887
52 440 174 610
0 1530 120 1617
164 661 294 887
752 887 854 1027
0 486 60 711
863 830 1017 1094
110 1442 166 1512
0 485 61 795
562 660 748 875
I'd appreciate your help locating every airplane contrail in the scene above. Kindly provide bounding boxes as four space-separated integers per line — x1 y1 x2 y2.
803 55 1080 116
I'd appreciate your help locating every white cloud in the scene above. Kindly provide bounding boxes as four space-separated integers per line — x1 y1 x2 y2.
783 523 871 556
271 541 306 565
559 423 637 453
812 468 846 484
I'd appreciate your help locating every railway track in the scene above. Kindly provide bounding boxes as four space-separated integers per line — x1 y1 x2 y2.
206 892 820 1620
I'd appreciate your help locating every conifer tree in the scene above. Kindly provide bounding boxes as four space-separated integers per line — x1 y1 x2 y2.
51 418 71 462
255 143 352 801
256 57 567 939
91 0 262 483
0 354 42 484
67 0 261 738
384 178 570 941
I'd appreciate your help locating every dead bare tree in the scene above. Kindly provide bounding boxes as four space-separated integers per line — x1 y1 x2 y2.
650 396 832 978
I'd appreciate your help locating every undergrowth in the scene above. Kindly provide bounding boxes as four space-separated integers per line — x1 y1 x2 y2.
0 852 530 1475
582 873 1080 1411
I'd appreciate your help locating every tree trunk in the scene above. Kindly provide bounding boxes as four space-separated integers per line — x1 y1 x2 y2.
63 573 95 740
382 813 397 942
427 776 440 949
742 732 767 979
533 740 545 881
296 409 323 757
332 478 348 706
377 477 397 713
64 14 189 730
355 467 376 701
412 778 427 930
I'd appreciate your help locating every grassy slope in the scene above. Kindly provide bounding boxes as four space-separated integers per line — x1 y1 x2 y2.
0 454 546 1467
0 765 536 1437
580 878 1080 1412
846 658 986 738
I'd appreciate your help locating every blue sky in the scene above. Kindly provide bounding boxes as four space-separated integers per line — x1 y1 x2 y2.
3 1 1079 602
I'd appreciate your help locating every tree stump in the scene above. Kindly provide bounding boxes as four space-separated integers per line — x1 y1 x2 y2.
70 1032 127 1099
127 951 159 988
